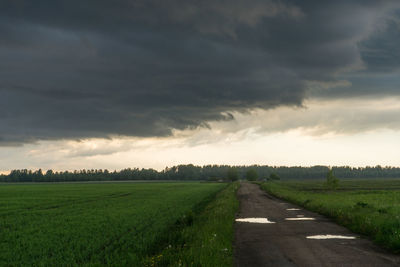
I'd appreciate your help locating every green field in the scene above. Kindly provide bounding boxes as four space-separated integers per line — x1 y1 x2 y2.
0 182 237 266
260 179 400 252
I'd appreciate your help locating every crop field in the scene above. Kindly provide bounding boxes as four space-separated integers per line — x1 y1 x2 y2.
0 182 237 266
260 179 400 252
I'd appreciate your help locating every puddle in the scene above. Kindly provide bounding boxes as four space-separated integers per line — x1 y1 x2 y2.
286 208 301 211
307 235 356 240
285 217 315 221
236 218 275 224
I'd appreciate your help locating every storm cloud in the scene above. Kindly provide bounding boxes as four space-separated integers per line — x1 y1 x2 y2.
1 0 400 145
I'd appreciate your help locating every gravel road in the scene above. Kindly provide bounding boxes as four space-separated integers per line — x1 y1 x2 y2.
234 182 400 267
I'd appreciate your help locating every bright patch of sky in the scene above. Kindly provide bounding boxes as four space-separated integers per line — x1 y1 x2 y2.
1 98 400 172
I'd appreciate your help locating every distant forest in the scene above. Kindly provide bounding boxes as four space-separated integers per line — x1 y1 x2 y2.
1 165 400 182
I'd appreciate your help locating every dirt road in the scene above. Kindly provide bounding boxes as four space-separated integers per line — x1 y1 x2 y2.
234 182 400 266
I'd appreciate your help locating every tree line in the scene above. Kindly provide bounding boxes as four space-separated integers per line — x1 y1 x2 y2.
1 164 400 183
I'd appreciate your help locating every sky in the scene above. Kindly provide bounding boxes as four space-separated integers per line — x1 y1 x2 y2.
1 0 400 171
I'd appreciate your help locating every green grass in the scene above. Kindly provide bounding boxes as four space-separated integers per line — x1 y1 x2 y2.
0 182 231 266
144 182 239 266
259 180 400 253
274 178 400 191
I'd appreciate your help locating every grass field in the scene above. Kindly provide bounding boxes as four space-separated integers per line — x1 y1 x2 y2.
0 182 237 266
260 179 400 253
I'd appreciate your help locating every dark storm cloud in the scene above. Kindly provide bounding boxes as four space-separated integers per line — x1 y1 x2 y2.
359 10 400 72
1 0 399 144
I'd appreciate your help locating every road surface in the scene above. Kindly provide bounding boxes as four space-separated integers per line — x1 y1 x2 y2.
234 182 400 266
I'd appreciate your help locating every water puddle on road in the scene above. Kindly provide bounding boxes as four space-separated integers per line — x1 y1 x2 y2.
307 235 356 240
285 217 315 221
236 218 275 224
286 208 301 211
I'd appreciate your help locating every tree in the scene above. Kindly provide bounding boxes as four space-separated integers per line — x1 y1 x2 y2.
45 170 54 177
227 168 239 181
326 169 339 189
269 173 280 181
246 169 258 181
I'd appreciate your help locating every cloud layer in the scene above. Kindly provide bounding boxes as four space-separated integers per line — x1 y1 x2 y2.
1 0 400 145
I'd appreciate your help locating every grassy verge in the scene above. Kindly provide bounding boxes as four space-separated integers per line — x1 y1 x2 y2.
144 182 239 266
259 181 400 253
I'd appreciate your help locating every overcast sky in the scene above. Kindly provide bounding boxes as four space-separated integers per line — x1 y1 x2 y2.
1 0 400 171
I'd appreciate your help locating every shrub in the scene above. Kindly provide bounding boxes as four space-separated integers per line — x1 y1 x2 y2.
269 173 280 181
326 169 339 189
246 169 258 181
226 168 239 181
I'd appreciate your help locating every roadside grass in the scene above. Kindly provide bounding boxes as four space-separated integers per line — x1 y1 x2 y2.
144 182 239 267
0 182 228 266
259 180 400 253
273 179 400 191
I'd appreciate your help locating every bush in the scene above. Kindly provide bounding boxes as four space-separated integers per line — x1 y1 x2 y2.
246 169 258 181
226 168 239 181
269 173 280 181
326 170 339 189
